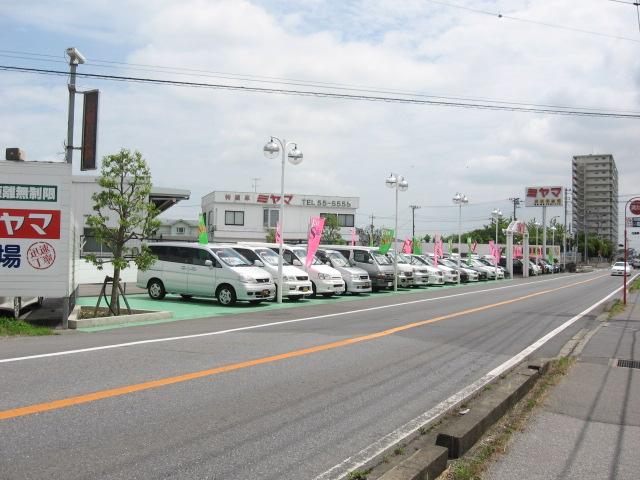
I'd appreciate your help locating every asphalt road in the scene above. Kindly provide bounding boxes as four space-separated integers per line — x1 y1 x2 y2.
0 271 624 479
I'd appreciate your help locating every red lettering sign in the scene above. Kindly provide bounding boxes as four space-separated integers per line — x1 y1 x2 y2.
0 209 61 239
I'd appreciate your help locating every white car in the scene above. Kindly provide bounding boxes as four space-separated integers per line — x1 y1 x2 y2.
407 254 445 285
611 262 632 276
138 242 275 305
420 254 459 283
478 258 506 279
287 245 346 297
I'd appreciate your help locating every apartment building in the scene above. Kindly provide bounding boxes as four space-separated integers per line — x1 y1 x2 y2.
572 154 618 244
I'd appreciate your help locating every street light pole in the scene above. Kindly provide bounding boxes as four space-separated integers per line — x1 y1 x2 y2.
64 47 86 164
453 193 469 285
492 208 502 278
386 173 409 292
263 137 303 303
623 196 640 305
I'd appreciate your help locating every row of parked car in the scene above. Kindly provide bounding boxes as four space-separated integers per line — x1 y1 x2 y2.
136 242 510 306
499 257 564 276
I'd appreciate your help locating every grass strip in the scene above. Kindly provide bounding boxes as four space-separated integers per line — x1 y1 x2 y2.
443 357 575 480
607 299 625 319
0 317 55 337
629 277 640 293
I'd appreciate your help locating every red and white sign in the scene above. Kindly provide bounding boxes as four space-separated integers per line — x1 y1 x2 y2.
27 242 56 269
0 208 61 239
630 200 640 215
525 186 564 207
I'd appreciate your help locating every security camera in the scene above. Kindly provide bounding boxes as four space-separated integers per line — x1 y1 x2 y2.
65 47 86 65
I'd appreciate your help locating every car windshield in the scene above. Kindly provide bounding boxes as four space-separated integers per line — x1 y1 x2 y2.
398 253 413 263
211 248 251 267
614 262 625 267
441 259 457 268
372 253 392 265
411 256 429 266
479 259 493 266
291 248 322 266
256 248 289 266
327 252 349 267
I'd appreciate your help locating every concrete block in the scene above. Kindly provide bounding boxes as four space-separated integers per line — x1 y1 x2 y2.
379 445 449 480
68 310 173 328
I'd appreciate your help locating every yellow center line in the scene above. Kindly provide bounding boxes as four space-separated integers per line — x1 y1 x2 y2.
0 274 606 421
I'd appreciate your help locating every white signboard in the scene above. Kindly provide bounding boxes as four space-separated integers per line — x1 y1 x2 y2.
525 186 564 207
0 161 77 297
213 191 359 209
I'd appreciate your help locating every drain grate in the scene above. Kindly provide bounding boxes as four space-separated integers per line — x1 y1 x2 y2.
616 359 640 369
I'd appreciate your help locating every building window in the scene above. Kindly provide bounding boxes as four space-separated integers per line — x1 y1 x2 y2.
263 208 279 228
225 210 245 226
176 226 185 234
320 213 355 227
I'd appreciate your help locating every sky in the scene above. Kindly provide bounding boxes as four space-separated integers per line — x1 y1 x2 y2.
1 0 639 247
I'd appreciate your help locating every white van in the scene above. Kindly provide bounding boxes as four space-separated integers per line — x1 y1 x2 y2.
137 242 275 306
245 243 345 297
0 296 43 319
232 244 312 300
316 248 372 294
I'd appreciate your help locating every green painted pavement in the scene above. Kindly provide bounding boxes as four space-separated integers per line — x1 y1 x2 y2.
75 280 509 332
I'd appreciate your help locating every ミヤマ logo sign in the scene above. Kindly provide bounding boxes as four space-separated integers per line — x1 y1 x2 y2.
630 200 640 215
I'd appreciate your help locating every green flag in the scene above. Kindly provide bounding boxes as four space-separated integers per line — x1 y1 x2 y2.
198 213 208 245
379 228 394 254
412 237 422 254
447 238 453 253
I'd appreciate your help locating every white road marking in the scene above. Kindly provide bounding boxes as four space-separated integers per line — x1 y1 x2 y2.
0 273 599 364
312 273 637 480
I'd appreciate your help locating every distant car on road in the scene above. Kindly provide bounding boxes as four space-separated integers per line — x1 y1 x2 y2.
611 262 632 276
632 258 640 269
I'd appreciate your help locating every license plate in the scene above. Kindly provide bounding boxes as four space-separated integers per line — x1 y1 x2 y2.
387 282 392 286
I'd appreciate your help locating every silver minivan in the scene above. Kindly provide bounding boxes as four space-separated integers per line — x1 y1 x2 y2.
327 245 396 291
137 242 275 305
316 248 372 294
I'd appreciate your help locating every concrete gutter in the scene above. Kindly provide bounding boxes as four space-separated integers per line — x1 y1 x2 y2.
68 305 173 329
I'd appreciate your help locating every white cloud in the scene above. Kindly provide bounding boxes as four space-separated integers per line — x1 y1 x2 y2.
1 0 639 244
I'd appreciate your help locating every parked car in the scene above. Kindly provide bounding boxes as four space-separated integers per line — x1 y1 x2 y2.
232 244 312 300
138 242 275 305
256 243 345 297
611 262 632 276
420 254 459 283
0 296 43 319
477 258 506 279
406 254 445 285
386 250 424 287
499 257 535 276
632 258 640 269
440 257 479 282
328 246 398 291
529 261 542 276
466 258 498 280
536 259 554 274
316 248 372 294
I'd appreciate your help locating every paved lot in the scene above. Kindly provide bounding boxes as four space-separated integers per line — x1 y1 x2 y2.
0 271 623 479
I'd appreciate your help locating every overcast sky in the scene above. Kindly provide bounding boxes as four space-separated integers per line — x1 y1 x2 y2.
1 0 639 246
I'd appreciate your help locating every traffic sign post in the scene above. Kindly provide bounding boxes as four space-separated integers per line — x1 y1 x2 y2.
623 198 640 305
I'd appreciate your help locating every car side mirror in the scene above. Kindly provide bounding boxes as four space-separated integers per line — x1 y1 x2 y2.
254 260 264 267
293 259 302 266
205 259 213 268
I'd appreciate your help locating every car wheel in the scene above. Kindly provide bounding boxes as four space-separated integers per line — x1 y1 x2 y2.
180 294 193 300
310 282 317 298
148 279 166 300
217 285 237 306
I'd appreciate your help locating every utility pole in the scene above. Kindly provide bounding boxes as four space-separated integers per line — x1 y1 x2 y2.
370 213 375 246
508 197 521 221
65 47 86 164
409 205 420 239
563 188 570 268
251 177 260 193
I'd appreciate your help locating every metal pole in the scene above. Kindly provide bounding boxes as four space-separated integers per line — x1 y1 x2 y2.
624 220 628 305
542 205 547 265
495 217 499 278
277 138 286 304
394 184 398 292
563 188 568 269
457 203 461 285
66 62 77 164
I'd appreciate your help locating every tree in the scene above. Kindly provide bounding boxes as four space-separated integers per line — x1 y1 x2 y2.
85 149 161 314
321 214 345 244
423 234 432 243
357 226 382 246
265 228 276 242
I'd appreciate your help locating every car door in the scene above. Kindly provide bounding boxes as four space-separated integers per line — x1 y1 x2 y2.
186 247 218 297
162 246 190 294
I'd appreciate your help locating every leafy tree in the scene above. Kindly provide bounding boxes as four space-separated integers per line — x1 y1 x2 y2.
321 214 345 244
357 226 382 246
422 234 432 243
85 149 161 314
265 228 276 242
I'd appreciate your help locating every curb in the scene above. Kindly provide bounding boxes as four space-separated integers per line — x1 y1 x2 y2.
68 306 173 329
376 361 547 480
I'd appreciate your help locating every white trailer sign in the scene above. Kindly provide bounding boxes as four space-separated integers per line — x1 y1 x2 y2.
0 161 77 298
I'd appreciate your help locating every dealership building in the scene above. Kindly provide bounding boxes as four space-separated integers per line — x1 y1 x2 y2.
201 191 359 243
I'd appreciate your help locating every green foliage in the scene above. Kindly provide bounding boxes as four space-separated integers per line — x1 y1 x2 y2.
357 226 382 246
423 233 432 243
0 317 54 336
321 214 345 244
265 228 276 243
85 149 161 314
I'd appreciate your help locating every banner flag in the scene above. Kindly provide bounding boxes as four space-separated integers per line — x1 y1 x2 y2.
447 238 453 253
275 221 282 244
198 214 208 245
306 217 325 268
402 239 412 254
351 227 356 246
466 237 472 265
379 228 394 254
412 237 422 254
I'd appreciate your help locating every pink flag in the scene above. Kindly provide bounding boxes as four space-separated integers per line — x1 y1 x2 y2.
471 241 478 253
275 221 282 244
434 234 441 265
306 217 325 268
402 239 412 253
351 227 356 246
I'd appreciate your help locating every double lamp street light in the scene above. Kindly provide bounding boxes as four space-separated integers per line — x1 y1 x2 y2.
453 192 469 285
386 173 408 292
263 137 303 304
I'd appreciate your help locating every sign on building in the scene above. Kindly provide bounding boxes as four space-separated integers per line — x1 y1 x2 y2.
0 161 78 298
525 186 564 207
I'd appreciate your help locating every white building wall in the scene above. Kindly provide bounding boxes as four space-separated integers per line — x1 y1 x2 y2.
202 191 359 243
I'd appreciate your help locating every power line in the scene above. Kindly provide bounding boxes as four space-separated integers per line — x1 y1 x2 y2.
424 0 640 43
2 65 639 119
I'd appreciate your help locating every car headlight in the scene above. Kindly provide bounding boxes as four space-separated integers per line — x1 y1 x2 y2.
318 273 331 280
239 275 256 284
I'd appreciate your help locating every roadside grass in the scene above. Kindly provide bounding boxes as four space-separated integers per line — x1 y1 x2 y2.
347 468 372 480
0 317 55 337
443 357 575 480
629 277 640 293
607 299 625 319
